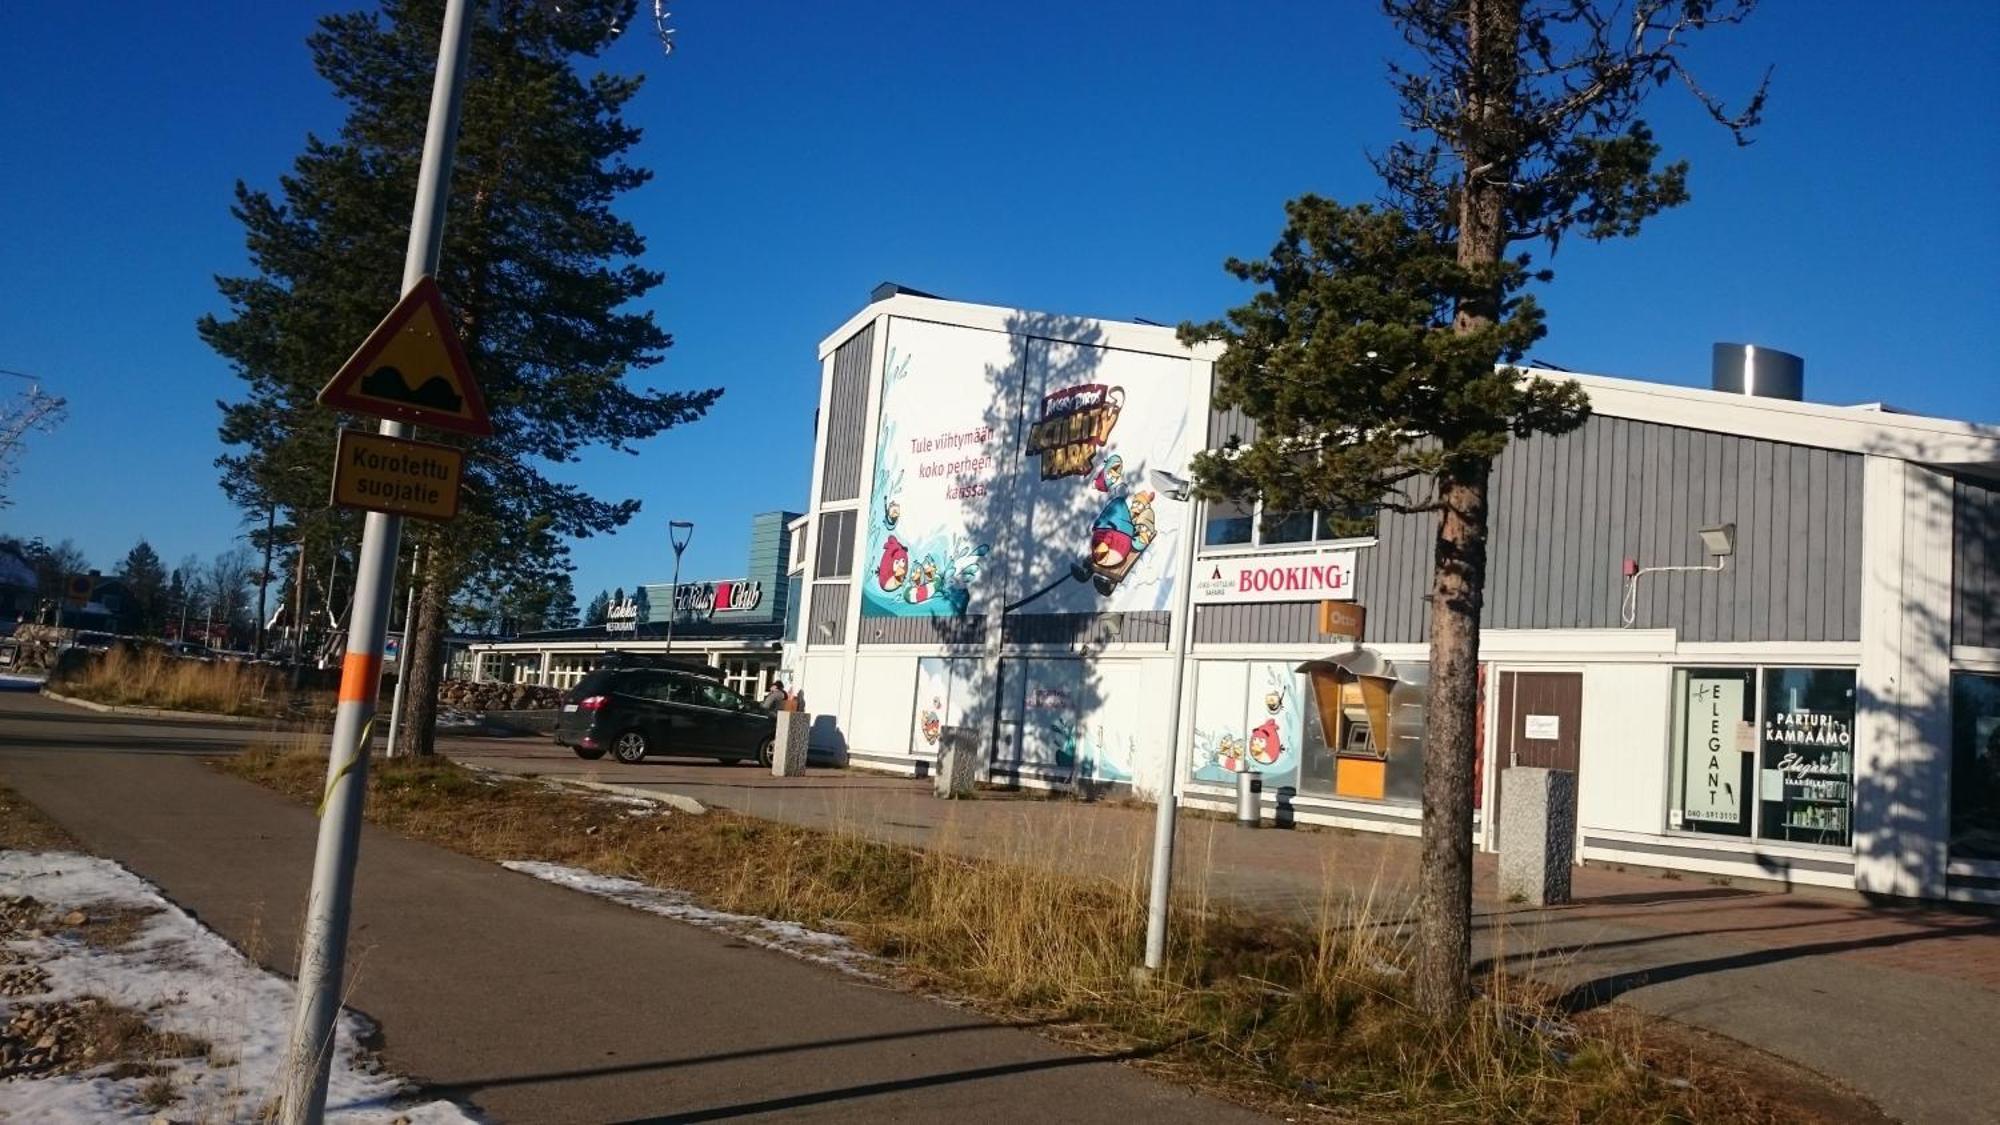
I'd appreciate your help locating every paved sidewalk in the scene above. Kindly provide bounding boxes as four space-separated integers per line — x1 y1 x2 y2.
0 710 1263 1122
450 735 2000 1125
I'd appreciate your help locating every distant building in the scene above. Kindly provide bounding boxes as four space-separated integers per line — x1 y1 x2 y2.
465 510 803 699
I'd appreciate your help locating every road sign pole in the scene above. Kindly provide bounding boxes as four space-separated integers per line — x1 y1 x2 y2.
1142 502 1203 972
279 0 473 1119
383 546 421 759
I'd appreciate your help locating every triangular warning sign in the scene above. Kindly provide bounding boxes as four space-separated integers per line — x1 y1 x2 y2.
318 277 492 436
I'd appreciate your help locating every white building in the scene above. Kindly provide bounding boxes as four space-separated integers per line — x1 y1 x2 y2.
784 285 2000 905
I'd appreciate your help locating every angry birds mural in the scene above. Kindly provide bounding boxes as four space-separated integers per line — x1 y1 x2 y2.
1192 662 1303 787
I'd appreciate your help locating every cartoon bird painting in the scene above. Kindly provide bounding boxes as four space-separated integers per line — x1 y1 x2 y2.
1092 452 1124 493
1248 718 1284 766
1214 733 1245 774
876 535 909 592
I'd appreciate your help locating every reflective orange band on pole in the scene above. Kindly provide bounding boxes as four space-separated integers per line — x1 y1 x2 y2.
337 653 385 703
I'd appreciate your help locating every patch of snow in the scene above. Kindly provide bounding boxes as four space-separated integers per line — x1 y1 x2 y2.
0 852 472 1123
501 861 878 980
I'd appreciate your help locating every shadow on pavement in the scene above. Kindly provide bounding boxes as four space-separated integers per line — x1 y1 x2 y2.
608 1033 1198 1124
425 1019 1062 1103
1543 918 2000 1014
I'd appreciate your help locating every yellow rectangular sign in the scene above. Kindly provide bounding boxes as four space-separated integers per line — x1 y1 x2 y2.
331 429 464 521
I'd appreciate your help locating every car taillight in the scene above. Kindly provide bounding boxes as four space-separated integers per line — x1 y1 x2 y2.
578 695 606 712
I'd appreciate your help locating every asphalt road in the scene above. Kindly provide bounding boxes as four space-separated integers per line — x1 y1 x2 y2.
0 690 1265 1123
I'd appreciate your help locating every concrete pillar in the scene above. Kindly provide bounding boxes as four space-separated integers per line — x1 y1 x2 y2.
1499 767 1576 906
935 726 979 798
772 711 810 777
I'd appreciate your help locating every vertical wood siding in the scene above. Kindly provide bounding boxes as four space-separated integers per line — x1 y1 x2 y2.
1956 478 2000 648
818 324 875 503
997 612 1170 647
1194 415 1864 645
806 582 850 646
858 614 989 646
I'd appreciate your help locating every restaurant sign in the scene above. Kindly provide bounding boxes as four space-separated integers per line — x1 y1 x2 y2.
604 596 641 634
1193 551 1356 605
674 579 763 617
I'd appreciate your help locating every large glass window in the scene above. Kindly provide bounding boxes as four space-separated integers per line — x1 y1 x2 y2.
1260 508 1315 545
1951 672 2000 860
1757 667 1856 847
1666 666 1856 847
815 509 856 579
1201 499 1378 550
1203 497 1254 546
1670 668 1757 837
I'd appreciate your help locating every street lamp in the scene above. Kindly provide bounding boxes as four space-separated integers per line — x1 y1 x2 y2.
664 520 693 658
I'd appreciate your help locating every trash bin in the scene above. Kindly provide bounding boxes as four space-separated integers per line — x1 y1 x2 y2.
1236 769 1260 828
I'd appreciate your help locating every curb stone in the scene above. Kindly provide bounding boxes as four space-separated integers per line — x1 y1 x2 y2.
39 690 309 728
452 758 707 815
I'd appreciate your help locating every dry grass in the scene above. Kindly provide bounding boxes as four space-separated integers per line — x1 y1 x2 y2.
50 646 329 720
219 748 1882 1124
0 783 78 850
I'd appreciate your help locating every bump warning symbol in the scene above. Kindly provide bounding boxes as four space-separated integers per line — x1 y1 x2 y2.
317 276 491 436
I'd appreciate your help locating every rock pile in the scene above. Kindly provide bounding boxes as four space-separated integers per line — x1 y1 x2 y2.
436 679 563 712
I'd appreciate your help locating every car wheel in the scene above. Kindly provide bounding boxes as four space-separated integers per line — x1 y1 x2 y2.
572 743 606 761
755 738 775 770
611 729 649 764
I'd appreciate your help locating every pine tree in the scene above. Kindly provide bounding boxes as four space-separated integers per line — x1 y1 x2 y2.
1184 0 1768 1020
583 589 611 626
117 540 170 635
201 0 718 754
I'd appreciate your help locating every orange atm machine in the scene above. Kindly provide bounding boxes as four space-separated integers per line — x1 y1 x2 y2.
1296 650 1399 800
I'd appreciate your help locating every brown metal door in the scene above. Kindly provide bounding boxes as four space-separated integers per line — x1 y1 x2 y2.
1493 671 1583 850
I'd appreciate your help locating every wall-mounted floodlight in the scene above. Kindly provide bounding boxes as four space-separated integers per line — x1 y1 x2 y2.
1621 522 1735 627
1698 523 1736 558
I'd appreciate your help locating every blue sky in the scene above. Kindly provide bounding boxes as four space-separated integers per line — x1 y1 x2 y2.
1 2 1994 603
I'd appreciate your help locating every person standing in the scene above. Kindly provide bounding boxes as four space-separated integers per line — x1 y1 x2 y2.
761 680 788 711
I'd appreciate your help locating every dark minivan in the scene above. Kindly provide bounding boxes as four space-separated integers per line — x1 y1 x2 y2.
554 664 777 766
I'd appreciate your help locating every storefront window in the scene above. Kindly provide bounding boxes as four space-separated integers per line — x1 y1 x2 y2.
1204 498 1253 546
1669 668 1756 837
1951 672 2000 860
1260 509 1314 545
1758 667 1856 847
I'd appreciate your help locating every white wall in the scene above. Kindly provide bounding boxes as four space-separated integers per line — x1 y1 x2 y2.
800 653 848 750
848 653 920 757
1854 457 1955 899
1577 663 1673 834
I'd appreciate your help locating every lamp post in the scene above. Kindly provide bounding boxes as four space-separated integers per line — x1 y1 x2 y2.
664 520 693 658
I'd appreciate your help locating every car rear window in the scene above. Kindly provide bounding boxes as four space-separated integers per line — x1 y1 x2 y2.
567 668 620 701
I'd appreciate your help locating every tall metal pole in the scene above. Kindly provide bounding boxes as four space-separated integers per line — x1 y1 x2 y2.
664 520 693 658
383 546 421 759
1143 495 1204 971
256 503 276 657
279 0 472 1118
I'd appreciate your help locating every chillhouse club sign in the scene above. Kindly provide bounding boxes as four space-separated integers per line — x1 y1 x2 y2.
1193 551 1357 605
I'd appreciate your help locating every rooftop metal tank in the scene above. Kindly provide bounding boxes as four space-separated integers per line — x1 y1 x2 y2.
1711 343 1804 401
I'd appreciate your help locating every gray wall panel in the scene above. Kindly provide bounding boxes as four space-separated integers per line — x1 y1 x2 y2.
1196 414 1864 646
1956 478 2000 648
806 582 850 646
859 613 988 646
1000 612 1169 647
818 324 875 503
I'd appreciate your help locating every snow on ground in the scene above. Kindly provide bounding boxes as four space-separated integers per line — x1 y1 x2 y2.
502 862 880 979
0 852 473 1123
